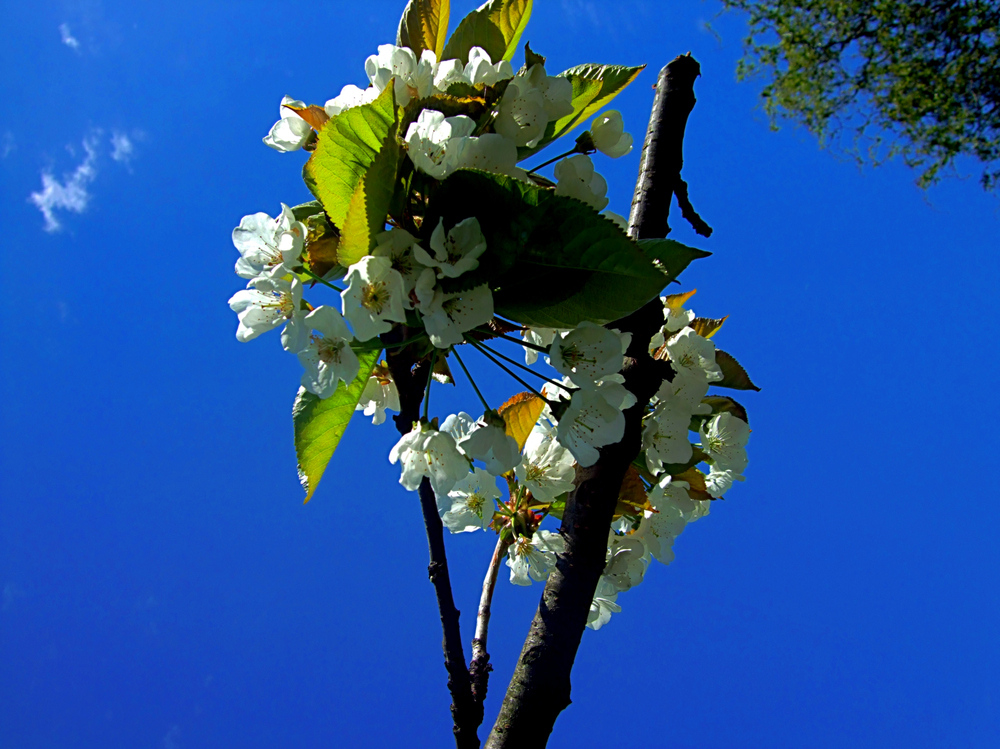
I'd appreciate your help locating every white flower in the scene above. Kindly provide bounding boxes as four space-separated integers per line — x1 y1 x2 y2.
664 327 723 382
555 383 629 468
586 577 622 630
457 411 521 476
419 284 495 349
325 84 379 117
635 477 708 565
355 365 400 424
228 276 306 348
413 217 487 279
514 420 577 501
643 398 694 474
389 421 470 497
232 204 306 280
455 134 528 180
507 530 565 586
464 47 514 86
441 411 476 442
522 327 559 365
655 327 722 414
341 256 408 341
405 109 477 179
699 412 750 473
590 111 633 158
263 96 313 152
296 306 360 397
372 228 429 307
432 58 468 91
554 154 609 211
705 466 744 499
439 468 500 533
601 532 649 593
495 64 573 148
365 44 436 107
549 322 629 388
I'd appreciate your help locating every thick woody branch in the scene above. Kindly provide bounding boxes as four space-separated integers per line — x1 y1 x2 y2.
385 342 480 749
485 55 705 749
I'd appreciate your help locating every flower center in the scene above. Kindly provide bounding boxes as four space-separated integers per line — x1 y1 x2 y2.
361 281 389 313
315 336 344 364
465 492 485 517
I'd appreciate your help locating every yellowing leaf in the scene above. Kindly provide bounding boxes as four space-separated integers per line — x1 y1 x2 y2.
498 391 545 451
664 289 697 310
397 0 451 59
691 316 728 339
337 123 401 266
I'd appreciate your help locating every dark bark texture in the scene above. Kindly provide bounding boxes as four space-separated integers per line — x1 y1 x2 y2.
485 54 709 749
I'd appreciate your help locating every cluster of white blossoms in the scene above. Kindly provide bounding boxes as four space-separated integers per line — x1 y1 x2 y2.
235 30 752 634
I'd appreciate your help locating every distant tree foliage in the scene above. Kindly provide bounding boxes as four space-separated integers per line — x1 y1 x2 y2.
724 0 1000 190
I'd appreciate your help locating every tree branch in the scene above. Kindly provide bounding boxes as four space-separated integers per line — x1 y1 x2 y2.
384 340 480 749
485 54 706 749
469 534 512 719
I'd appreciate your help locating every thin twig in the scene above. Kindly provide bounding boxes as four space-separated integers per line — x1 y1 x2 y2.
469 534 513 714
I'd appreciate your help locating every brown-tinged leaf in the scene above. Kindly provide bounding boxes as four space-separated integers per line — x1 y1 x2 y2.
715 350 761 392
285 104 330 131
673 466 707 492
432 356 455 385
701 395 749 425
615 465 652 516
498 391 546 451
690 316 728 339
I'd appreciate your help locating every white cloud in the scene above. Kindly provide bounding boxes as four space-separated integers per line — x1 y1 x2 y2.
60 23 81 51
110 131 134 166
1 131 14 159
30 136 100 232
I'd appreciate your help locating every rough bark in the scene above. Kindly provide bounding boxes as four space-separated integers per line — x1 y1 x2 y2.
385 344 481 749
485 54 708 749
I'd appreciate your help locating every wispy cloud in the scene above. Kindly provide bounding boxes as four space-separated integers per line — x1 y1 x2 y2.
1 131 14 159
30 136 100 232
60 23 81 51
110 130 134 166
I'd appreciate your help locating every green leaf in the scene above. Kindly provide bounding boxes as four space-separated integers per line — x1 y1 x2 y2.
338 124 402 266
293 350 380 502
714 350 761 392
441 0 532 64
397 0 451 59
660 445 710 476
302 85 397 232
636 239 712 284
425 169 691 327
290 200 325 221
518 63 645 159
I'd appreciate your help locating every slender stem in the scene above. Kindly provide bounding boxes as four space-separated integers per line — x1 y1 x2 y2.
474 328 549 354
300 267 344 292
380 333 428 350
474 534 512 647
469 341 547 400
451 348 491 412
423 350 437 420
526 147 578 176
474 341 572 392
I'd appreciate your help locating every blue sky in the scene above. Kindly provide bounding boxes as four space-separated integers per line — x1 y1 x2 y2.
2 1 998 747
